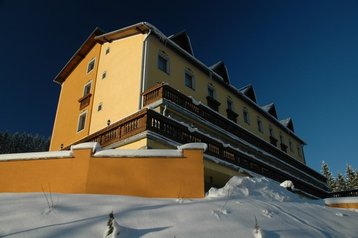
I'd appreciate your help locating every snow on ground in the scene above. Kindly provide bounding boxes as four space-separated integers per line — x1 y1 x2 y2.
0 176 357 238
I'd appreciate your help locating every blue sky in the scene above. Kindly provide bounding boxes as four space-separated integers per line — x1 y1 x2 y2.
1 0 357 176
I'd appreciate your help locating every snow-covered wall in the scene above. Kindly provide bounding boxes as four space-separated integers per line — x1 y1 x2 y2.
0 143 206 198
324 197 358 209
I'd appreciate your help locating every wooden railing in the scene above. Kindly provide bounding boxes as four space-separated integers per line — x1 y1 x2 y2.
73 110 148 148
330 189 358 198
145 109 328 197
142 83 327 185
69 106 328 197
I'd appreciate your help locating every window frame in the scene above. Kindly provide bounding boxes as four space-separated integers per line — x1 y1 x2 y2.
227 99 233 111
157 51 170 74
257 117 264 133
208 86 215 98
97 102 103 112
87 58 96 74
102 71 107 79
77 111 87 132
243 107 250 124
83 81 92 97
184 69 195 90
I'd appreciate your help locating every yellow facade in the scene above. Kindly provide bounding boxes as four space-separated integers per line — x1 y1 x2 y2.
90 34 146 133
50 44 102 151
145 36 305 163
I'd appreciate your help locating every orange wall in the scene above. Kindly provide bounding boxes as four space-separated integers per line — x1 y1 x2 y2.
50 44 102 151
0 143 205 198
327 203 358 209
0 149 91 193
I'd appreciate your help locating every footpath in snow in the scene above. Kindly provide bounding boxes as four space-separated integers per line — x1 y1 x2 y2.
0 176 357 238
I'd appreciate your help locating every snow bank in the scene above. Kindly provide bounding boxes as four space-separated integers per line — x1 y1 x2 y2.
207 176 302 202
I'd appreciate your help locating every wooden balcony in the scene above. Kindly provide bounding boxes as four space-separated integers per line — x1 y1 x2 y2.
269 136 278 146
226 109 239 123
66 83 329 197
206 96 221 112
68 106 327 197
78 93 92 110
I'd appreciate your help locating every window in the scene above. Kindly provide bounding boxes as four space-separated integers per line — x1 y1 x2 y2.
185 70 195 90
297 145 302 157
227 99 233 111
77 112 87 132
243 107 250 124
226 98 238 123
289 139 294 152
83 81 92 96
105 47 110 55
208 86 215 98
158 51 169 74
97 103 103 111
269 125 274 137
257 117 263 133
279 133 284 144
102 71 107 79
87 58 95 73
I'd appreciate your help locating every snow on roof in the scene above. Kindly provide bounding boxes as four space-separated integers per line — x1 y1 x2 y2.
280 117 295 132
0 150 72 161
71 142 101 153
178 143 207 151
324 197 358 205
94 143 207 158
94 149 182 158
261 103 278 119
209 61 230 84
168 31 194 55
239 84 257 102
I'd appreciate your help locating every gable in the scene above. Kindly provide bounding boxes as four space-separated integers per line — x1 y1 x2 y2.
168 31 194 55
210 61 230 84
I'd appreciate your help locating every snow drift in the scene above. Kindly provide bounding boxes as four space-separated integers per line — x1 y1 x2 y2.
0 176 357 238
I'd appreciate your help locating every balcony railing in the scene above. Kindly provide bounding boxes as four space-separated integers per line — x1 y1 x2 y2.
73 110 148 148
68 106 327 197
142 83 326 185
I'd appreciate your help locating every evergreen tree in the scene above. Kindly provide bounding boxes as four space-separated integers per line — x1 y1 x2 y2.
345 164 356 190
0 131 50 154
321 161 335 191
352 169 358 189
334 173 347 192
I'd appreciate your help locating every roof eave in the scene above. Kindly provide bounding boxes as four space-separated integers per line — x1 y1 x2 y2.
53 27 105 85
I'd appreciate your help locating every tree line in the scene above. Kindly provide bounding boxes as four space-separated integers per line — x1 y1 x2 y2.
321 161 358 192
0 131 50 154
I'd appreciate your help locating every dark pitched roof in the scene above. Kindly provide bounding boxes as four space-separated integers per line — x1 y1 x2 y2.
168 31 194 55
210 61 230 84
261 103 278 119
239 84 257 103
280 118 295 132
